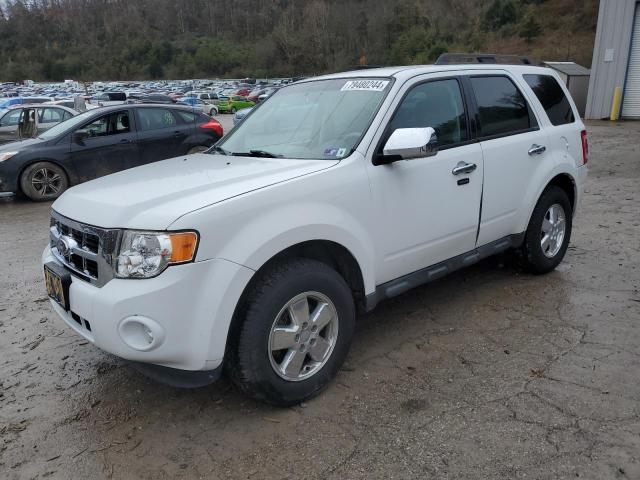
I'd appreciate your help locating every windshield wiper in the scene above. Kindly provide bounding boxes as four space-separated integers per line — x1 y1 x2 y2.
231 149 282 158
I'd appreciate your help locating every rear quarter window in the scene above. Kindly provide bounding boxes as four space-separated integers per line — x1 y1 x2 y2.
523 74 575 126
174 110 196 123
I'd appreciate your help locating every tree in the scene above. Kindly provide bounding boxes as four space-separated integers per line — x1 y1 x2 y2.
519 7 542 44
481 0 520 31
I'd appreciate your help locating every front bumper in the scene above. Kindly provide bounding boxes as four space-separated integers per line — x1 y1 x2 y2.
42 245 254 372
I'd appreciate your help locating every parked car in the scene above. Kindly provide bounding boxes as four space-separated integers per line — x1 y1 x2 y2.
128 93 175 105
0 104 222 200
183 93 220 116
233 106 253 126
246 88 268 103
175 97 212 114
88 91 127 107
0 105 77 144
41 64 587 406
217 95 255 114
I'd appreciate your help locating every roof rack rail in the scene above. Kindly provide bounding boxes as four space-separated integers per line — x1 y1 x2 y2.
435 53 537 66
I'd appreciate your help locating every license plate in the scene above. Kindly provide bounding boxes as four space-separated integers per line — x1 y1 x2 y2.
44 263 70 311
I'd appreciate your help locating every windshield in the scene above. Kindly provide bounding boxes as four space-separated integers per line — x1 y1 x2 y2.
38 109 95 140
217 78 391 160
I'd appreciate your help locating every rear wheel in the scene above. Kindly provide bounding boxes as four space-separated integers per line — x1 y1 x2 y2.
20 161 68 201
226 258 355 406
520 185 572 274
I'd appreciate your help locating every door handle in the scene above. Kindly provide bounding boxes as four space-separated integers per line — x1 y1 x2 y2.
173 131 182 137
452 162 477 175
119 138 133 144
528 144 546 156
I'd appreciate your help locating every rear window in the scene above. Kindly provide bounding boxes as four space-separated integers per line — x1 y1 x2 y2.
470 76 536 138
523 74 575 126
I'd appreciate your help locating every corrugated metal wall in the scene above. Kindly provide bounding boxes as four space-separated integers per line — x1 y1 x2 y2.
585 0 639 119
621 6 640 117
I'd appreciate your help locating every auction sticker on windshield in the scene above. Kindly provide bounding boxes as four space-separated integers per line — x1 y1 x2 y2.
341 80 389 92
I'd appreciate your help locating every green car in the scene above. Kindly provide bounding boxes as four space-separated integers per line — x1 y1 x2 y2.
217 96 255 114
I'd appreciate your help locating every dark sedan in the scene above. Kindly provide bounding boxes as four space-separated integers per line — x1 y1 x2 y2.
0 104 223 201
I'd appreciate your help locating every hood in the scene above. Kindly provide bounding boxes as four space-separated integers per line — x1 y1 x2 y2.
0 137 45 151
52 153 338 230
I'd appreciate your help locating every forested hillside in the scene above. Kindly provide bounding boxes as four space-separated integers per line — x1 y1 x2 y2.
0 0 598 81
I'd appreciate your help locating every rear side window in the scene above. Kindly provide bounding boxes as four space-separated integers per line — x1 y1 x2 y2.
174 110 196 123
390 79 468 147
470 76 536 138
523 74 575 126
137 108 178 131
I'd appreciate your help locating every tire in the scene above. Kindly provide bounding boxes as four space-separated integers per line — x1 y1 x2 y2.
231 107 237 114
187 145 209 154
520 185 572 274
20 161 68 201
226 258 355 406
209 107 218 116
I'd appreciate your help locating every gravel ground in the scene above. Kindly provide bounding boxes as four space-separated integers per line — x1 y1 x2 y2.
0 120 639 480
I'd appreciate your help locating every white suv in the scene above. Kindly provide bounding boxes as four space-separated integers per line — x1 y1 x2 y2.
42 65 588 405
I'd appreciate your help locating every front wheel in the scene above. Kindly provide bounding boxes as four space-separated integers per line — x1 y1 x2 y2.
520 185 573 274
226 259 355 406
20 161 69 201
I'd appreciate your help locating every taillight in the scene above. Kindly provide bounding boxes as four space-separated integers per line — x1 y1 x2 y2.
580 130 588 165
200 119 223 137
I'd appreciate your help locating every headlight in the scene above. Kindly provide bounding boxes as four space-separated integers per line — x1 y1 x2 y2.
0 151 19 163
116 230 198 279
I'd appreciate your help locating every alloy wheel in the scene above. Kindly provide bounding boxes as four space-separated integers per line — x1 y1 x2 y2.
31 168 62 197
268 291 339 382
541 203 566 258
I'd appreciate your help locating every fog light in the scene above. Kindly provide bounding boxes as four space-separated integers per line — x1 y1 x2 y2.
118 316 165 352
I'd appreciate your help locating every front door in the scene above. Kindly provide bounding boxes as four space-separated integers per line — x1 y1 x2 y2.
366 75 484 285
69 110 140 182
0 108 21 143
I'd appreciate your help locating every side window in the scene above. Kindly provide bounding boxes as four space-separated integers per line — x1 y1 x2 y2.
174 111 196 123
470 76 536 138
0 110 22 127
137 108 178 131
40 108 65 123
390 79 468 147
523 74 575 126
62 110 74 121
76 111 131 137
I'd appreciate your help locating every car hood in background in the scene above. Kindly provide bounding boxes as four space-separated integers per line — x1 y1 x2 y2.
52 153 339 230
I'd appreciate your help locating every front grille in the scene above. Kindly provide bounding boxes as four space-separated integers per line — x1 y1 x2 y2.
49 211 120 287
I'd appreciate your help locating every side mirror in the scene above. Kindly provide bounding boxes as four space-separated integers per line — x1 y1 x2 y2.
375 127 438 165
73 131 88 144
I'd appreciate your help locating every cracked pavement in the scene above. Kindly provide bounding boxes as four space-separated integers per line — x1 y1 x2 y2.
0 120 639 479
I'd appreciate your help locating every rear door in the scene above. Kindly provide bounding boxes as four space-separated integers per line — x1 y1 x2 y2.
467 73 549 246
135 107 189 164
37 107 71 133
69 109 141 182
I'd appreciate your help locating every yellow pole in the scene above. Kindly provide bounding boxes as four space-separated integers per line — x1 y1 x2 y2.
610 86 622 121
